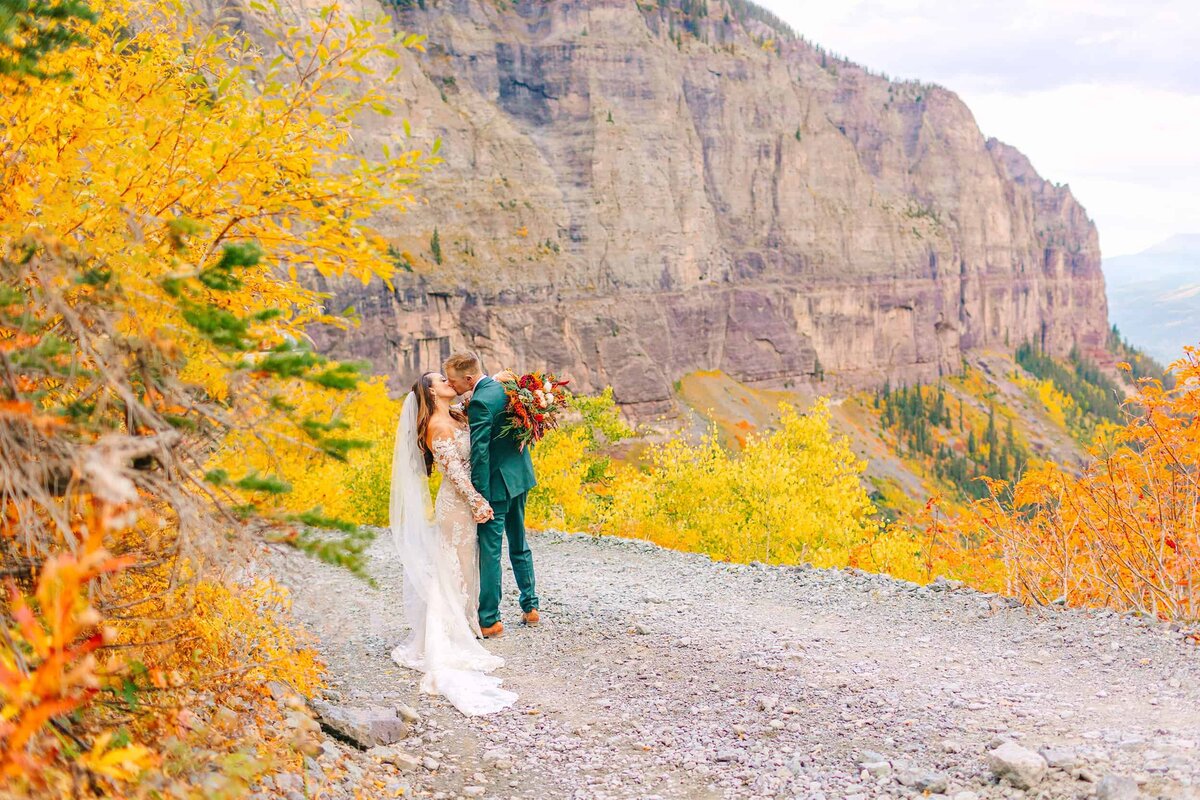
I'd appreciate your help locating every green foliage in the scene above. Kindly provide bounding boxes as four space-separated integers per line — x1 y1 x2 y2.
1015 342 1124 428
875 382 1028 501
645 0 792 43
293 524 376 581
233 473 291 495
430 226 442 264
204 469 230 486
312 360 369 390
251 343 367 390
0 0 96 79
1107 324 1173 387
180 303 249 350
721 0 794 38
387 243 413 272
254 343 323 378
317 436 372 461
571 387 635 445
904 201 941 224
6 229 378 551
290 510 358 534
14 222 379 557
197 241 262 291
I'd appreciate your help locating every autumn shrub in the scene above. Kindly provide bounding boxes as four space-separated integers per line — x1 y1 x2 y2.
527 426 595 528
342 381 406 526
606 400 881 567
526 388 632 530
533 395 931 579
212 377 402 529
929 351 1200 622
0 241 339 797
0 0 428 794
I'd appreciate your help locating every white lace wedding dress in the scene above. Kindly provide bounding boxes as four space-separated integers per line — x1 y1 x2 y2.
389 395 517 716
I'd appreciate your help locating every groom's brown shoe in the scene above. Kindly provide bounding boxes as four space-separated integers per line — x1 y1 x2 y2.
521 609 540 626
480 621 504 638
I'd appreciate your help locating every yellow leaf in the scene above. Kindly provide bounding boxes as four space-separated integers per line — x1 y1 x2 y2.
80 734 155 781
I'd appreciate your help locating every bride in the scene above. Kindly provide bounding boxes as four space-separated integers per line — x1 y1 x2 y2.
389 371 517 715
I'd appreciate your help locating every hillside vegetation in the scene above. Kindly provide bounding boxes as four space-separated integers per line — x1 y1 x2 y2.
0 1 429 794
0 2 1194 798
524 341 1198 623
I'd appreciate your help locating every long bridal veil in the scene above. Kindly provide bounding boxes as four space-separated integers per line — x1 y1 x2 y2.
389 393 517 716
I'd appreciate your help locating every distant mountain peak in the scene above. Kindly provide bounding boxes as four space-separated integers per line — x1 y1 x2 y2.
1144 233 1200 257
1103 232 1200 364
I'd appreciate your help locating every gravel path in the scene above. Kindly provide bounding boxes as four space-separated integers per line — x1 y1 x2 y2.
260 530 1200 800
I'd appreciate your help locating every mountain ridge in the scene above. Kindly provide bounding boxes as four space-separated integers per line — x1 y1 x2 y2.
215 0 1111 414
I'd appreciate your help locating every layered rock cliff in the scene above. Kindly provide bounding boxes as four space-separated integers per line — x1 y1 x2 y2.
293 0 1107 415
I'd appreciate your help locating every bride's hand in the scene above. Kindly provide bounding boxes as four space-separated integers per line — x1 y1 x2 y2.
492 368 517 383
472 501 494 524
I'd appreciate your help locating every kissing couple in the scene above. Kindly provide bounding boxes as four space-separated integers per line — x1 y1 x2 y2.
388 352 540 716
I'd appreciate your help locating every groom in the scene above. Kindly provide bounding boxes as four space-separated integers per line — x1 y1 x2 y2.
443 353 540 638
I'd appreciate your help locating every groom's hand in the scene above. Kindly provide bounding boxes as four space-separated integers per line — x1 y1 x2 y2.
473 503 494 523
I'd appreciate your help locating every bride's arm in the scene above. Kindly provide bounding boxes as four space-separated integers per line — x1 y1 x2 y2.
492 368 517 383
430 433 491 518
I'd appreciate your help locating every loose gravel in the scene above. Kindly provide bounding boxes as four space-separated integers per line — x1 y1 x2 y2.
256 529 1200 800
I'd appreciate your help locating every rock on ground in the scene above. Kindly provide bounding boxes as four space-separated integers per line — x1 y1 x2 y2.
254 530 1200 799
1096 774 1141 800
988 741 1048 789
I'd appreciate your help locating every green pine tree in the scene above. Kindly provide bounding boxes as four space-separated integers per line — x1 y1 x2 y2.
430 227 442 265
0 0 97 79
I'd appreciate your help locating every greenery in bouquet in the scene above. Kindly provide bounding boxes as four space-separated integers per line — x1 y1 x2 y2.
500 372 572 449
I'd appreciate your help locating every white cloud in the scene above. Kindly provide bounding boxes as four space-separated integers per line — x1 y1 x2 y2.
756 0 1200 256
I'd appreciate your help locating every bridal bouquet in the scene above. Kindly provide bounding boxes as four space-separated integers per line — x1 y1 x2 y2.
500 371 571 449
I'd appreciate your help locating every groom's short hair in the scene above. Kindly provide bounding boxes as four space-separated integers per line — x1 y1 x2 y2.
444 352 482 376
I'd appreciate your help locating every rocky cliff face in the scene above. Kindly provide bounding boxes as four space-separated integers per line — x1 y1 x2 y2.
290 0 1107 415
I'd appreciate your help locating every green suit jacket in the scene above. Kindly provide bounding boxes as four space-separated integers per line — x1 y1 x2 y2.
467 376 537 503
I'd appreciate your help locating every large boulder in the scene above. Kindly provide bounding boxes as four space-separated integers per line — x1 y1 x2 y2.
988 741 1048 789
311 700 409 749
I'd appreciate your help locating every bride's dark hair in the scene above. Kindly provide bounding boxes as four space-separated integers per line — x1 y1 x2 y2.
412 373 468 476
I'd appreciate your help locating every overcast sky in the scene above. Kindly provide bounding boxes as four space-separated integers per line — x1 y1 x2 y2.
756 0 1200 257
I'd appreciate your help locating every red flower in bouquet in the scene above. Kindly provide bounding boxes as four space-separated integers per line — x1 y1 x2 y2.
499 371 571 449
